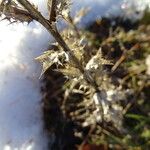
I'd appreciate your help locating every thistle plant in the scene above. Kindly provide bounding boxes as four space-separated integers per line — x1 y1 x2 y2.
0 0 124 140
1 1 150 148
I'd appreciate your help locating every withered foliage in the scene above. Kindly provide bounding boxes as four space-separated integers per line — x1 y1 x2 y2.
0 0 33 23
1 0 150 149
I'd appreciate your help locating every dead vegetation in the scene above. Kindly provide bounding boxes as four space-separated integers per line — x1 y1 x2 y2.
0 0 150 149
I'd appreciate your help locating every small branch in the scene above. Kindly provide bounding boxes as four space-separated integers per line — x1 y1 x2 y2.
48 0 57 22
111 42 139 72
78 124 96 150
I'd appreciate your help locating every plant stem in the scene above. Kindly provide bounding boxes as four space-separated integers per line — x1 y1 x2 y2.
47 0 57 22
18 0 100 92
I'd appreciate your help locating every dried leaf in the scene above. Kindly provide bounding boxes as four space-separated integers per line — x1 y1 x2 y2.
61 29 86 63
40 60 54 76
36 50 66 76
57 65 81 78
86 48 113 71
0 0 33 23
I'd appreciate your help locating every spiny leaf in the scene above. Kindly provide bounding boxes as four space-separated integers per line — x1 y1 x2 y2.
0 0 33 23
56 65 81 78
61 29 86 63
86 48 113 71
40 60 54 76
36 50 65 76
35 50 55 62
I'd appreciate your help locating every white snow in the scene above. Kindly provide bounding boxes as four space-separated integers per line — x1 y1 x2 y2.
0 1 51 149
0 0 149 150
0 21 51 150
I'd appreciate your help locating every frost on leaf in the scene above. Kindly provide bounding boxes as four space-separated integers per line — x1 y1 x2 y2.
86 48 113 72
35 50 66 76
61 29 86 64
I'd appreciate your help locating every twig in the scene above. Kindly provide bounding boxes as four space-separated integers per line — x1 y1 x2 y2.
111 43 139 72
47 0 57 22
78 124 96 150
